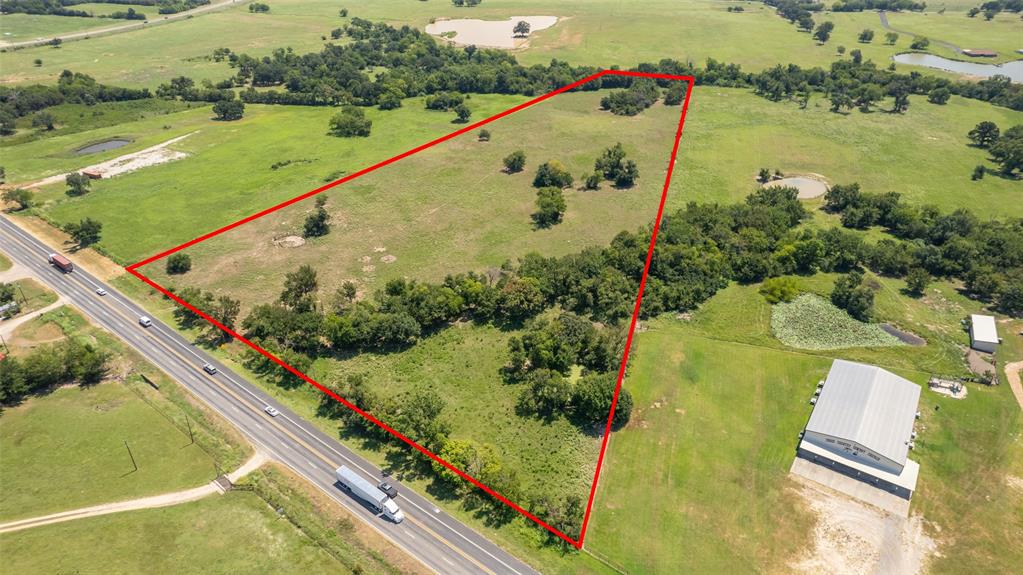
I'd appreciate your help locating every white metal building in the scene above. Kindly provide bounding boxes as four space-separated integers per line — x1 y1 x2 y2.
969 314 999 353
798 359 921 499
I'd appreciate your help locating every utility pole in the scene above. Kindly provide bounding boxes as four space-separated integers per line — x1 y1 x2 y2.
124 440 138 473
0 333 8 354
16 283 28 305
185 415 195 445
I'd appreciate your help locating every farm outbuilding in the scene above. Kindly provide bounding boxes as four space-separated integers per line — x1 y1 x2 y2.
969 314 999 353
798 359 921 500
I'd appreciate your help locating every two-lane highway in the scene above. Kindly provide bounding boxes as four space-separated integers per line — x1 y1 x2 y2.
0 215 539 575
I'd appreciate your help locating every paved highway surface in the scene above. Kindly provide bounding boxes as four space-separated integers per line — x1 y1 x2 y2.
0 214 539 575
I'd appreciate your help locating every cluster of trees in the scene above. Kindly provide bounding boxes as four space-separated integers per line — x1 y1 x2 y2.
967 121 1023 175
591 142 639 188
506 313 631 425
167 286 240 343
63 217 102 247
156 76 235 103
748 56 1023 112
166 252 192 274
328 106 371 137
212 99 245 121
831 0 926 11
763 0 823 32
303 196 330 237
822 183 1023 316
830 270 875 320
813 21 834 44
2 188 33 210
248 2 269 12
0 70 150 135
0 338 110 405
599 78 659 116
0 0 90 17
451 0 482 6
107 7 146 20
969 0 1023 19
65 172 91 196
533 187 566 228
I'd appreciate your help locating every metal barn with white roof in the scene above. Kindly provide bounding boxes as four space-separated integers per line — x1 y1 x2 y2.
798 359 921 499
969 314 999 353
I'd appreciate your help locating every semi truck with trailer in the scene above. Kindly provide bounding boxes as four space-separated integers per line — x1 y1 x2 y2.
48 253 73 273
335 465 405 523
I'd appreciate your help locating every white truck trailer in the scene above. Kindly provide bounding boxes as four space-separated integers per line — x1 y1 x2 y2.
335 465 405 523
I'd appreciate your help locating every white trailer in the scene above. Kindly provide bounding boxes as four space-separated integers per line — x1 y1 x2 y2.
335 465 405 523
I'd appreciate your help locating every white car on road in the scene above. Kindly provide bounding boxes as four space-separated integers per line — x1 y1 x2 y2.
139 316 153 327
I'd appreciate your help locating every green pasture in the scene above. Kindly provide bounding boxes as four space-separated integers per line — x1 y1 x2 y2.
585 288 1023 568
0 251 11 271
0 14 112 43
44 87 1014 306
0 307 220 521
0 492 347 574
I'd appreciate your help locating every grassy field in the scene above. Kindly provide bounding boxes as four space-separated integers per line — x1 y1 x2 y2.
2 0 1018 88
7 87 1013 276
14 94 534 262
585 312 1022 573
0 491 347 574
108 275 619 575
0 14 113 44
584 259 1023 573
0 252 11 271
316 322 602 497
0 306 222 521
585 328 824 573
134 88 689 306
6 277 58 315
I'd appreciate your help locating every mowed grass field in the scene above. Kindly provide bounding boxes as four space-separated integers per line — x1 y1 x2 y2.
585 313 1023 573
20 93 531 263
315 322 602 498
0 307 219 522
3 0 1018 88
0 492 346 574
13 86 1015 279
0 14 113 44
136 87 690 308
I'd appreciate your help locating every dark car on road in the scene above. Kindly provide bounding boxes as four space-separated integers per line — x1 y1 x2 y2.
378 481 398 499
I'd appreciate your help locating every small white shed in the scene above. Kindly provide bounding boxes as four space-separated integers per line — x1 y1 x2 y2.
969 314 999 353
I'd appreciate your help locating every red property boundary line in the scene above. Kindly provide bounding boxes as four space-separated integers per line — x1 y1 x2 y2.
126 70 696 549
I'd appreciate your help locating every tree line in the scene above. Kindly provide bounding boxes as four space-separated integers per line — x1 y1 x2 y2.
0 338 111 405
0 70 150 135
822 183 1023 316
0 0 208 17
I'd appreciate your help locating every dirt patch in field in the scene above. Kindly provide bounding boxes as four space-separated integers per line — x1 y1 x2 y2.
763 174 830 199
273 235 305 248
380 255 397 264
9 321 65 348
790 483 937 575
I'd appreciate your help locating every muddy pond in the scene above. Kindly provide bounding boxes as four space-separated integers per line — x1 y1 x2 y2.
426 16 558 49
893 53 1023 82
75 138 132 155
